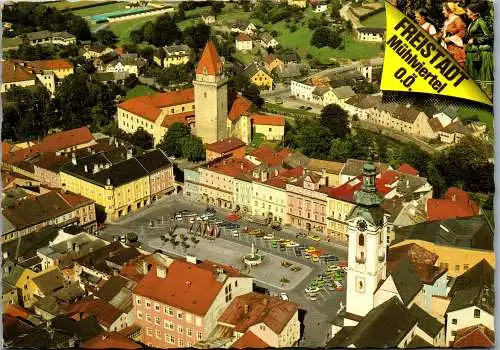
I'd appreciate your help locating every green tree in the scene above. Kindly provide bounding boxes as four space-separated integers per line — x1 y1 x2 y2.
157 122 191 157
95 28 118 47
183 24 211 51
329 137 356 162
311 26 342 49
124 74 139 89
295 118 333 158
153 13 183 47
331 0 342 21
131 128 154 150
397 142 431 175
181 135 206 161
211 1 225 14
129 29 144 45
319 104 349 139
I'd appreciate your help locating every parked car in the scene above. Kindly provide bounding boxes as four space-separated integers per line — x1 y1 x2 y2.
285 241 299 248
305 247 316 254
280 293 289 301
263 233 275 240
206 207 216 214
334 281 344 291
311 255 320 263
227 213 241 221
291 266 301 272
305 286 320 294
308 235 321 242
308 294 318 301
232 230 239 237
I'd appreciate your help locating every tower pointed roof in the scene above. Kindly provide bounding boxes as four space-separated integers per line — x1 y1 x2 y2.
196 41 223 76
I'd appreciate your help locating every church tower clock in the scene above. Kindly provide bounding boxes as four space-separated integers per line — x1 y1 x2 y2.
345 160 389 319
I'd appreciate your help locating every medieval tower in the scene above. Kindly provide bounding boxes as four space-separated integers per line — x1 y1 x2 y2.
194 41 228 144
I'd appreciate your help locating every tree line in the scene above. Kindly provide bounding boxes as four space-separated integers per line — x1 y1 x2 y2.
284 104 494 196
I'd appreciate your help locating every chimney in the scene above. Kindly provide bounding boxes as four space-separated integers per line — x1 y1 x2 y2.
93 164 99 174
156 265 166 278
71 153 77 165
260 171 268 182
185 281 191 288
452 194 456 202
127 149 133 160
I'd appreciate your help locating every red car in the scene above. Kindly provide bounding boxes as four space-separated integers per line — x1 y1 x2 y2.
226 213 241 221
338 261 348 268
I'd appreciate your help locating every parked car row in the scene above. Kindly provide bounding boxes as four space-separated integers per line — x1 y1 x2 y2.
305 262 346 301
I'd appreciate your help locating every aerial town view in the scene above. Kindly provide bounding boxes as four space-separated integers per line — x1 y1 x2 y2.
0 0 495 348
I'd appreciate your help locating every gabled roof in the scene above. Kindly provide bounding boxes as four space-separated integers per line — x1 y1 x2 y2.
449 259 494 296
441 120 472 135
358 27 386 34
251 114 285 126
409 304 444 337
26 59 73 72
307 158 344 174
260 32 276 44
393 216 494 251
244 62 270 79
196 41 223 75
228 95 253 122
32 268 65 296
332 85 356 99
264 53 282 65
163 44 191 56
236 33 252 42
342 158 391 177
135 149 172 172
388 256 423 305
345 94 381 109
446 285 494 314
334 296 417 348
453 324 495 348
206 137 246 154
82 331 142 349
134 259 245 316
406 335 433 348
26 30 52 40
69 297 124 328
397 163 419 176
232 330 269 349
218 292 298 334
2 61 36 83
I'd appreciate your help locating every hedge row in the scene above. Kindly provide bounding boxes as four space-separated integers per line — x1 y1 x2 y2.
56 1 118 12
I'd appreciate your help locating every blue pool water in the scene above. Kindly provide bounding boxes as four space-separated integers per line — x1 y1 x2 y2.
92 7 151 22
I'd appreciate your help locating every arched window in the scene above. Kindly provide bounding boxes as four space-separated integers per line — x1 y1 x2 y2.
358 234 365 246
203 67 208 75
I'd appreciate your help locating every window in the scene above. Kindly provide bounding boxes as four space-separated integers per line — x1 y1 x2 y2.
155 304 160 312
178 325 184 334
474 309 481 318
137 311 143 319
455 265 460 271
146 300 151 309
156 329 162 339
187 328 193 337
155 316 161 325
358 234 365 246
168 335 176 344
186 313 192 323
177 312 183 319
146 314 151 323
452 318 457 325
136 297 142 305
147 327 153 336
197 331 203 341
178 339 184 347
166 306 173 316
235 280 238 287
269 127 272 132
464 264 469 270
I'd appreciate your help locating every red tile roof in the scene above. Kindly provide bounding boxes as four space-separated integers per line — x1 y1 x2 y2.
264 167 304 189
228 95 252 122
42 127 94 152
208 157 256 178
5 305 31 320
236 33 252 41
134 259 245 317
69 297 123 328
232 331 269 349
219 292 298 334
196 41 223 76
115 47 125 56
2 61 36 83
427 187 479 222
25 59 73 72
118 89 194 123
251 114 285 126
265 53 282 65
59 191 94 208
397 163 419 176
206 137 246 154
250 146 292 167
453 324 495 348
161 111 195 127
327 174 394 202
82 332 142 349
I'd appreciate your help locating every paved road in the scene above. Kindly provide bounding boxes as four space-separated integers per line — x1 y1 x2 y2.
340 2 362 29
99 195 347 347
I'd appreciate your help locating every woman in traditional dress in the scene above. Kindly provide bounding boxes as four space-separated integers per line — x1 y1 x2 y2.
434 2 467 66
465 2 494 94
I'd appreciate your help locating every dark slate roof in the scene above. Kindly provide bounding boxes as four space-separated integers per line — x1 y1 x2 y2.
32 269 65 296
449 259 494 296
336 296 417 348
390 256 423 305
244 62 270 79
135 149 172 173
163 44 191 56
406 335 433 348
26 30 52 41
326 326 355 347
95 275 129 302
358 27 386 34
393 216 494 251
447 285 494 314
409 304 444 337
61 152 149 188
2 225 59 261
2 260 26 286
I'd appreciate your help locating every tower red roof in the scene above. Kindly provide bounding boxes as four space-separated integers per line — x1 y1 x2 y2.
196 41 223 76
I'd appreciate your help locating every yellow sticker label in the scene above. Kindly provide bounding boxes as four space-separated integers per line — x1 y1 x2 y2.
380 1 492 106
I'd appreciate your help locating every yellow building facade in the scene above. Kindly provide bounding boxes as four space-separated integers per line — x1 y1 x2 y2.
326 197 355 241
390 240 495 278
249 69 273 89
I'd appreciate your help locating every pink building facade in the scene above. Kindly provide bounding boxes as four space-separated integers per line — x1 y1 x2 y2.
149 165 175 201
286 172 328 235
132 258 253 348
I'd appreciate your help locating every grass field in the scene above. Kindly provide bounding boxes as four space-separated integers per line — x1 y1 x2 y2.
126 84 157 99
232 51 254 66
457 105 494 129
360 11 386 28
46 1 100 10
72 2 128 17
3 36 22 48
108 13 165 45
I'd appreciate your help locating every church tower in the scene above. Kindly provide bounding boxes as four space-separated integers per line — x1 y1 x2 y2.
345 161 389 319
194 41 228 144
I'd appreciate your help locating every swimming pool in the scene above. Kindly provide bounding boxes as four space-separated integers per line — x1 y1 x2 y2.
92 7 151 22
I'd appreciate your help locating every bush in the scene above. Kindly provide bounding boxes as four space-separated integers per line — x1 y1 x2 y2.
311 26 342 49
